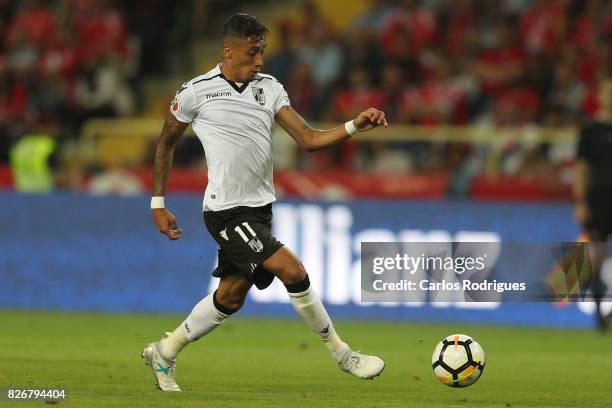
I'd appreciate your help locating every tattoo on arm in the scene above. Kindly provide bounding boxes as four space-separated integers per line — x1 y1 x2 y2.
153 114 188 196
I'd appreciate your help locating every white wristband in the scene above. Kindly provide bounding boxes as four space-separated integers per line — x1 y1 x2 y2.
150 196 165 209
344 120 358 136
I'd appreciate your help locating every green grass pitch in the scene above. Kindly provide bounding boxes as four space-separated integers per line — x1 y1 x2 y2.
0 310 610 407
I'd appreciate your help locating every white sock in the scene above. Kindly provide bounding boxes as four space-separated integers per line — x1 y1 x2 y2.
157 325 189 361
288 284 350 362
158 292 230 360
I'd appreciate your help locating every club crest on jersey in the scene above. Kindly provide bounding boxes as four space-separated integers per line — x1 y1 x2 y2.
248 237 264 252
252 87 266 105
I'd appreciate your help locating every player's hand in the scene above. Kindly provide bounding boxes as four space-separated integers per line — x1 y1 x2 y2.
353 108 388 132
574 202 590 227
574 202 591 227
152 208 183 240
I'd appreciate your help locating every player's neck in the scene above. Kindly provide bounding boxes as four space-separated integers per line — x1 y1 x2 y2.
220 63 244 83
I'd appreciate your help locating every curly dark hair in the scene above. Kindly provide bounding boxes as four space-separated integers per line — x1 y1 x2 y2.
222 13 269 40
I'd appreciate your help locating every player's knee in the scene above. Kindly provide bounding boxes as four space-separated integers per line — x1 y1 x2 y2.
214 290 246 314
277 259 307 285
262 247 307 284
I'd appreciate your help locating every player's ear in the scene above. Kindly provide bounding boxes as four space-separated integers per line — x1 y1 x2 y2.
222 42 232 59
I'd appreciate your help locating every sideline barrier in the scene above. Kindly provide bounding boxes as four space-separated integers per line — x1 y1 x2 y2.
1 192 608 328
79 118 577 167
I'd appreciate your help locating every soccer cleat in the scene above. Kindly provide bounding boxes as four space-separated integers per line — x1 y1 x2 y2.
338 350 385 380
141 340 181 391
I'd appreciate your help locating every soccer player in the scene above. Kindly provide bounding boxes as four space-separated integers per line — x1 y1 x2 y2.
142 14 388 391
574 74 612 331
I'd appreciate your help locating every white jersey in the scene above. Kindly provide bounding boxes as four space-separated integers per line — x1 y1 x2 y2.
169 63 291 211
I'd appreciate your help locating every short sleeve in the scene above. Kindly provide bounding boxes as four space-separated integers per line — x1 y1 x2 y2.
169 82 197 123
576 125 591 161
273 85 291 114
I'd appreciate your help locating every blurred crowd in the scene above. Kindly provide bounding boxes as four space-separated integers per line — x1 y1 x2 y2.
272 0 611 126
266 0 611 172
0 0 198 164
0 0 139 163
1 0 611 195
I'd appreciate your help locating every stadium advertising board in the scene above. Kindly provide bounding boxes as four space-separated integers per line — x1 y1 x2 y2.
0 193 609 327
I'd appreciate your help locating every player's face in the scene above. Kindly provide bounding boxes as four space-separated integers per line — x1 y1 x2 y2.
225 36 266 82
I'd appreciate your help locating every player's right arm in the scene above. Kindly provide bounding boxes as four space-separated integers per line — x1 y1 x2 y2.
151 111 189 240
152 81 198 240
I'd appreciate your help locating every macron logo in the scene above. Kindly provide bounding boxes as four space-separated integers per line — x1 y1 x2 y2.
206 92 232 99
220 228 229 241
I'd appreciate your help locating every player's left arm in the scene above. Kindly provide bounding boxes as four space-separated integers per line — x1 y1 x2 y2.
574 126 591 227
275 106 388 152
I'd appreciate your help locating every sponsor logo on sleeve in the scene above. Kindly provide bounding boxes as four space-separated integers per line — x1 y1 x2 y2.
171 95 181 113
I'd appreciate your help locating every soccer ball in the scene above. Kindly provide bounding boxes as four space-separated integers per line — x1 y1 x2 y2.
431 334 486 387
